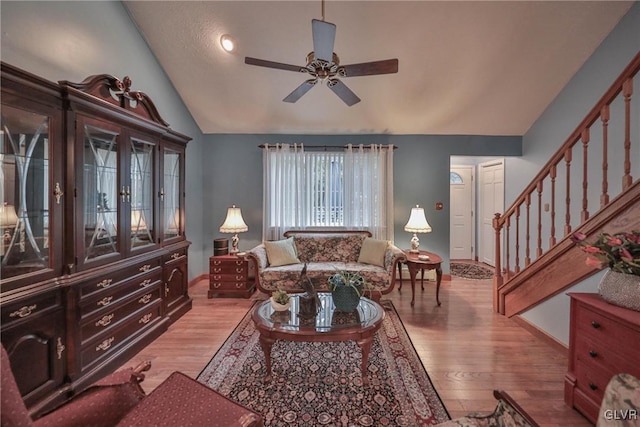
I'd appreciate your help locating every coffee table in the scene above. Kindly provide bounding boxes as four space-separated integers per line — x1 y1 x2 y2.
252 292 384 384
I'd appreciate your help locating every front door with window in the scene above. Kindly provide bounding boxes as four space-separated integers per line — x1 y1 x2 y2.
450 166 474 260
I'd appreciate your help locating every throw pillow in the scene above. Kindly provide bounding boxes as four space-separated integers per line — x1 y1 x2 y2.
357 237 388 267
264 237 301 267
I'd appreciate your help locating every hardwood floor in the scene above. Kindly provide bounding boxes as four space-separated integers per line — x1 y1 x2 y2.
121 274 592 427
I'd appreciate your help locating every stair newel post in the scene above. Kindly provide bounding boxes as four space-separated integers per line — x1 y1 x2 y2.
600 104 610 207
492 213 504 314
622 77 633 190
564 147 572 236
581 128 590 223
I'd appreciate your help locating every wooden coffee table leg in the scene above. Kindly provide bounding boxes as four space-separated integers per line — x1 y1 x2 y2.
357 336 374 385
258 334 275 382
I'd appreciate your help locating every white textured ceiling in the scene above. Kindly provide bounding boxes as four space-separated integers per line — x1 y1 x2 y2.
124 1 633 135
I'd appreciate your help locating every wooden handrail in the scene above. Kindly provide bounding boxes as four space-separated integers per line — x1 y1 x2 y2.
493 51 640 313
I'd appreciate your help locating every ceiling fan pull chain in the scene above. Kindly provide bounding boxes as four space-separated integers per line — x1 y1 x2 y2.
321 0 325 21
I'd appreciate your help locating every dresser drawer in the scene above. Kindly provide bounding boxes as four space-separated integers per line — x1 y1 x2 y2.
78 260 162 299
80 300 162 371
164 248 187 264
574 358 616 404
1 291 62 327
209 279 252 291
575 335 639 375
79 282 162 343
79 273 162 318
575 303 638 347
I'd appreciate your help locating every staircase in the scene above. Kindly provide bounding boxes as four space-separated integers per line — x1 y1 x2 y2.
492 51 640 317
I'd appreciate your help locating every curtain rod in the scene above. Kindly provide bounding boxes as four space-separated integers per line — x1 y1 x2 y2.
258 144 397 151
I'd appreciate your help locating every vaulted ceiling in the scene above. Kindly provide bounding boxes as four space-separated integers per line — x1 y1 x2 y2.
124 1 633 135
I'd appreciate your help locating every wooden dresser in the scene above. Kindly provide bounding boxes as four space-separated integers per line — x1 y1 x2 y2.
209 255 255 298
564 292 640 423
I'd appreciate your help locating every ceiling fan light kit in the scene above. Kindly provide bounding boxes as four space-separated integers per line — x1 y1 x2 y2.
220 34 236 53
244 3 398 106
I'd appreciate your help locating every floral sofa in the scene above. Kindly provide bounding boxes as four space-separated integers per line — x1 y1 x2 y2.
247 230 405 298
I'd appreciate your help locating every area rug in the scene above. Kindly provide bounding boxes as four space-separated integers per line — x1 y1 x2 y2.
450 262 494 280
197 300 450 426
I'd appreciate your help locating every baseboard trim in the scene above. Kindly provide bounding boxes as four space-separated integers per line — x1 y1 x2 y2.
190 273 208 287
512 315 568 357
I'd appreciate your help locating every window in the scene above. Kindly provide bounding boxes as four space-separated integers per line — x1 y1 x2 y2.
263 144 394 241
450 171 463 184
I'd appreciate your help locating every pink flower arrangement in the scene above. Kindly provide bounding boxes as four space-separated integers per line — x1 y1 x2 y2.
572 231 640 276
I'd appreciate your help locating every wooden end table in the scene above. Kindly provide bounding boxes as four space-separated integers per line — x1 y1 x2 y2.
252 293 384 385
397 250 443 306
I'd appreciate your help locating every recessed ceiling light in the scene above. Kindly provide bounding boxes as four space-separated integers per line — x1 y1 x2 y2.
220 34 236 53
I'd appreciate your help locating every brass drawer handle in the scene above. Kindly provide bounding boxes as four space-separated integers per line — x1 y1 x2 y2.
213 275 221 280
235 282 245 289
97 279 113 289
171 252 181 260
213 283 222 288
97 296 113 307
139 313 153 324
138 294 152 304
235 260 243 266
236 268 243 273
95 314 115 327
96 337 114 352
9 304 37 318
213 268 222 273
139 264 151 272
236 275 244 280
213 260 222 266
139 279 152 287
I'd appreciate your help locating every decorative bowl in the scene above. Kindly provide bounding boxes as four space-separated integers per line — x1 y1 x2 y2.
270 297 291 312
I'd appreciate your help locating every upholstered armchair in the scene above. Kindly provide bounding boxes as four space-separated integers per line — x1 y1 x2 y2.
1 345 263 427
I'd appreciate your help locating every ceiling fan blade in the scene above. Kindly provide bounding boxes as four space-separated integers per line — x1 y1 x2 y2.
312 19 336 62
339 59 399 77
283 80 317 103
327 79 360 106
245 57 305 73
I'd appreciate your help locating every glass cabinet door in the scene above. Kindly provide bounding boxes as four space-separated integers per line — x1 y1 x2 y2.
130 137 155 250
82 123 120 262
162 148 182 241
1 105 52 279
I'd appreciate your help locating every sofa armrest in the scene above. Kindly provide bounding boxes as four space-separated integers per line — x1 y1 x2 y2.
379 243 406 295
246 245 268 295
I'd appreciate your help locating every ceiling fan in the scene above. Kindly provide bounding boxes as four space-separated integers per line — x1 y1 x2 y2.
244 2 399 106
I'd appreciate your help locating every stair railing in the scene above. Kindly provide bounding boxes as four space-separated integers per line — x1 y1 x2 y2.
492 51 640 313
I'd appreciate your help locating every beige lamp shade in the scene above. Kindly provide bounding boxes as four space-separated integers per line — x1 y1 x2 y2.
0 204 18 227
219 205 248 233
404 205 432 233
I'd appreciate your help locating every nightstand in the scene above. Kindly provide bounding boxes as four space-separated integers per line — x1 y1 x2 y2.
208 254 255 298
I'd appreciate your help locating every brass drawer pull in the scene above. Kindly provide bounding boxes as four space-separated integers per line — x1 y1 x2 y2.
236 275 244 280
138 293 152 304
139 313 153 324
213 260 222 266
235 282 245 289
213 283 222 288
235 260 243 266
213 268 222 273
139 264 151 272
9 304 37 318
139 279 152 287
171 252 181 260
213 275 221 280
97 279 113 289
97 296 113 307
95 314 115 327
96 337 115 352
236 268 243 273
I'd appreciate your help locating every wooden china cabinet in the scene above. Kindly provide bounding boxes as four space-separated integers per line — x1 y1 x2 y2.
0 62 191 417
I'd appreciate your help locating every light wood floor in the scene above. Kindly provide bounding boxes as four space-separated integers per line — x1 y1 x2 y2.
121 273 592 427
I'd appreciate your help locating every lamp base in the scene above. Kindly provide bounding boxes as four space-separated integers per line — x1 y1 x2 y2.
410 233 420 253
230 233 240 254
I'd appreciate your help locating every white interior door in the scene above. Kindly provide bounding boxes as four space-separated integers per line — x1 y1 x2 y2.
479 159 504 267
450 165 474 260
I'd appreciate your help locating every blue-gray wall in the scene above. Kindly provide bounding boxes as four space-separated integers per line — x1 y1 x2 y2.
514 3 640 345
1 1 207 278
204 134 521 273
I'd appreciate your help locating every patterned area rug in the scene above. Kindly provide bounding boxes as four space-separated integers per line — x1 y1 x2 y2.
450 262 494 280
197 301 450 426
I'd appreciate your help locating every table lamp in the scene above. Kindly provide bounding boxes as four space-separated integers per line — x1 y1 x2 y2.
404 205 432 253
219 205 248 254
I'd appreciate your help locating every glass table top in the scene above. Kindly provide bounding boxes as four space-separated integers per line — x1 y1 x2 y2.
255 292 383 333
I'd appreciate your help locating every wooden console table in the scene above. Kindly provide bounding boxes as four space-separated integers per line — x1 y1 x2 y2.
397 250 443 306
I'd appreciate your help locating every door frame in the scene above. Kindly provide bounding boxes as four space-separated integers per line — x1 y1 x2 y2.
449 164 476 260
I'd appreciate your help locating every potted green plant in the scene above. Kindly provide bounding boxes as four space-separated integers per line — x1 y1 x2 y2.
270 289 291 311
328 270 367 312
572 230 640 311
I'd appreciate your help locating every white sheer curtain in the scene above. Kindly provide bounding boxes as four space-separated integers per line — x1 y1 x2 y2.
262 143 306 240
343 144 394 241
